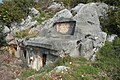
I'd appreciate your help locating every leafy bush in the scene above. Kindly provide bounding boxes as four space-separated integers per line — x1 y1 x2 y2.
0 0 35 27
100 7 120 36
113 37 120 57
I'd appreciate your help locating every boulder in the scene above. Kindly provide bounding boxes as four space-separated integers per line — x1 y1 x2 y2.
48 2 64 11
80 32 107 60
107 34 117 42
25 3 108 61
72 3 108 36
73 3 102 35
52 66 70 73
3 26 10 34
5 33 14 42
28 27 39 34
29 7 40 17
20 16 37 30
53 9 73 21
71 3 108 17
10 22 20 34
71 3 85 13
15 78 20 80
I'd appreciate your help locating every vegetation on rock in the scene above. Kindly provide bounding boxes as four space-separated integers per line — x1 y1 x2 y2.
0 24 6 46
33 11 54 24
15 28 38 39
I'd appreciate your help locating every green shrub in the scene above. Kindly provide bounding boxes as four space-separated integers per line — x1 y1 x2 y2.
0 0 35 27
113 37 120 57
100 7 120 36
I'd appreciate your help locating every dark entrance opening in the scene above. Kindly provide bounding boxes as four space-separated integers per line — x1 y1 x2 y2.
42 54 47 67
21 46 27 59
24 50 27 59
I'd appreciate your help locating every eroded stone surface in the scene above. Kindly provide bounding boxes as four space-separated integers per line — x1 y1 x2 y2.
25 3 108 61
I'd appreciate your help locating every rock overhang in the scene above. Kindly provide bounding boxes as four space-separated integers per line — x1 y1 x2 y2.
24 37 82 54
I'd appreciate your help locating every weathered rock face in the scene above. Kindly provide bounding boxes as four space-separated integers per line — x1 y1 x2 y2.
53 9 73 22
25 3 108 62
80 32 107 60
71 3 108 17
72 3 108 36
5 32 14 43
94 3 108 17
73 3 101 35
72 3 108 59
71 3 85 13
39 9 73 37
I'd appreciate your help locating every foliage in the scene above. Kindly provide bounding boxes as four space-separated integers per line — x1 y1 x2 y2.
102 0 120 6
99 0 120 36
35 0 52 10
15 29 38 38
113 37 120 57
20 69 37 80
33 11 54 24
100 7 120 36
0 0 35 27
0 24 6 46
61 0 120 8
95 41 120 80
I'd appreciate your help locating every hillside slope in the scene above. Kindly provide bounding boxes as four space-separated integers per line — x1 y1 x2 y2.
20 39 120 80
